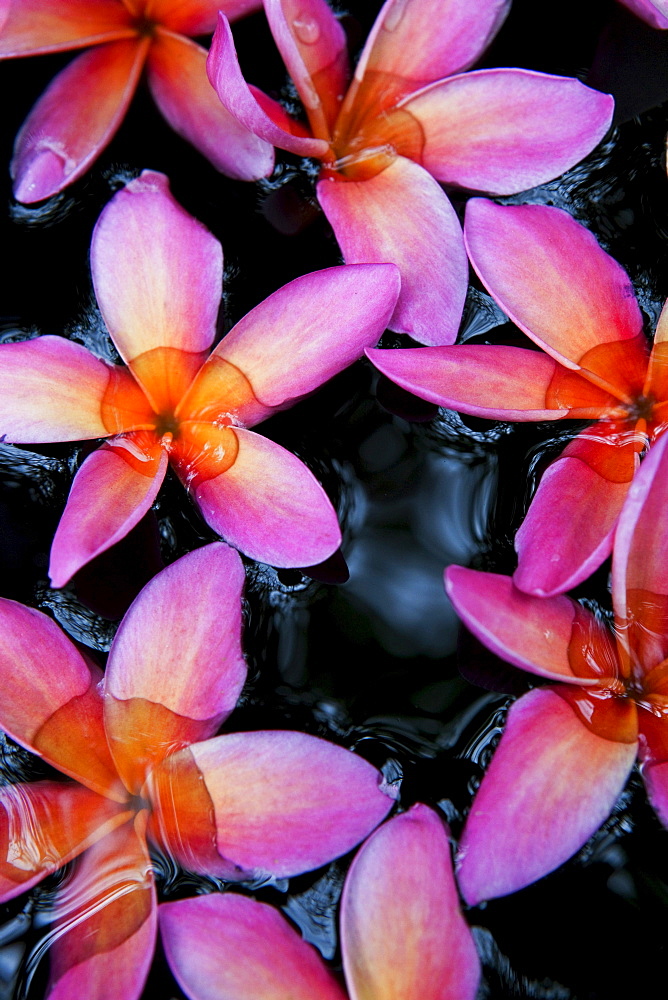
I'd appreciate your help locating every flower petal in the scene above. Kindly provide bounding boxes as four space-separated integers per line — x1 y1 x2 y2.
104 543 247 794
317 157 467 346
12 39 147 203
445 566 603 684
618 0 668 28
190 263 400 424
160 894 347 1000
149 0 262 35
152 731 394 879
0 782 129 903
175 427 342 567
457 688 637 904
342 804 480 1000
0 0 134 57
207 14 330 157
49 435 168 589
347 0 510 115
47 819 156 1000
91 170 222 401
0 599 120 796
264 0 349 137
403 69 613 194
514 431 637 597
464 200 646 387
147 34 274 180
612 433 668 666
0 336 112 442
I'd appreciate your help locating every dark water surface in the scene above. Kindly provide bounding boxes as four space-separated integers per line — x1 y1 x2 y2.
1 1 668 997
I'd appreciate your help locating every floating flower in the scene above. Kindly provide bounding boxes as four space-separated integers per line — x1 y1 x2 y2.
0 542 394 998
445 433 668 903
160 803 480 1000
0 0 273 202
0 170 399 584
206 0 613 346
369 199 668 596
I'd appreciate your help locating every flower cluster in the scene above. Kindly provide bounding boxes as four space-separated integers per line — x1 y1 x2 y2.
0 0 665 998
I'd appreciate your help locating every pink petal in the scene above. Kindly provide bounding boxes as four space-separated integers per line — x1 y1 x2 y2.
618 0 668 28
177 428 342 567
150 0 262 35
47 819 157 1000
348 0 510 113
0 0 134 56
160 730 393 878
445 566 603 684
0 782 129 903
12 38 147 203
317 157 468 346
147 34 274 181
103 543 247 793
403 69 613 194
341 804 480 1000
612 433 668 666
49 435 168 588
207 14 330 157
160 894 347 1000
91 170 222 394
457 688 637 904
514 442 636 597
0 598 120 796
464 200 646 380
264 0 350 136
0 336 111 442
194 263 400 423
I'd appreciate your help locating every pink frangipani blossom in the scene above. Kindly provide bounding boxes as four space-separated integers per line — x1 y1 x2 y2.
368 199 668 597
0 0 273 202
206 0 613 346
0 541 394 999
160 804 480 1000
445 433 668 904
0 170 400 585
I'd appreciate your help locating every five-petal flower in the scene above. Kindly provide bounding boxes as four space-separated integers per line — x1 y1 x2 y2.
369 199 668 596
0 542 393 999
0 0 273 202
159 804 480 1000
206 0 613 346
445 433 668 904
0 169 400 585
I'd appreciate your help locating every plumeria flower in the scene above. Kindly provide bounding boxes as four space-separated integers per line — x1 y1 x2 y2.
444 433 668 904
206 0 613 347
0 542 394 999
0 0 273 203
618 0 668 28
369 199 668 597
159 803 480 1000
0 170 400 585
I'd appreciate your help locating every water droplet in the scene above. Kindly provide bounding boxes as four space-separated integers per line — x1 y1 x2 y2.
383 0 408 33
293 14 320 45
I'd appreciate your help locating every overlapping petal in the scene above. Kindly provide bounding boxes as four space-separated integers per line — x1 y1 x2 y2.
457 688 637 904
12 38 148 203
49 436 169 589
464 199 646 386
147 34 274 181
342 804 480 1000
160 893 348 1000
0 0 135 57
318 158 467 346
403 69 613 194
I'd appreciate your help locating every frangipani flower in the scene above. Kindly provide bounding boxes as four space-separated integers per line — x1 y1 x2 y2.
159 804 480 1000
206 0 614 346
0 0 273 203
445 433 668 904
0 170 400 585
0 542 393 999
618 0 668 28
369 199 668 596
